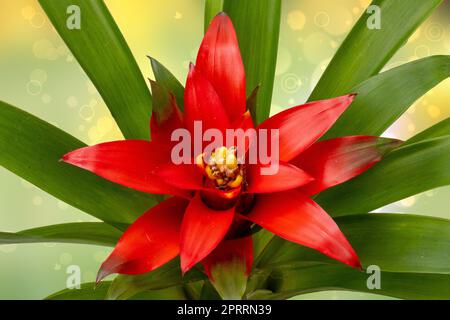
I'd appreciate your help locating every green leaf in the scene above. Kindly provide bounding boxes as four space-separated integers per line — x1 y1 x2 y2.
322 55 450 139
258 265 450 300
246 86 260 124
106 259 205 300
45 281 187 300
253 227 274 260
0 101 157 228
0 222 120 247
251 213 450 299
209 259 248 300
149 57 185 111
200 281 221 300
257 214 450 274
39 0 152 140
309 0 443 101
46 281 111 300
223 0 281 124
315 136 450 217
405 117 450 146
149 79 175 124
183 281 205 300
204 0 224 32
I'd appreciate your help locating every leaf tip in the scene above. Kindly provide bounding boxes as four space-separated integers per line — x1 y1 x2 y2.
378 138 403 156
95 268 111 286
148 55 157 68
348 255 363 270
349 92 358 100
60 152 71 163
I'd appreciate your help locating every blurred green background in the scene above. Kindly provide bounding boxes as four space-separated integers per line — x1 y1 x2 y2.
0 0 449 299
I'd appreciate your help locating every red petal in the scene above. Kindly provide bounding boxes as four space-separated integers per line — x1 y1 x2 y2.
227 111 256 156
61 140 189 198
184 64 230 135
245 190 361 269
202 236 253 280
257 94 356 162
232 110 255 131
292 136 402 196
196 13 246 122
246 162 314 193
180 193 235 273
96 197 188 282
156 163 204 191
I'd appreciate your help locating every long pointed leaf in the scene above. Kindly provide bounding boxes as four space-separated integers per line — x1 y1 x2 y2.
256 265 450 300
315 136 450 217
322 56 450 139
309 0 443 101
39 0 152 139
0 101 157 228
0 223 120 247
223 0 281 123
106 259 205 300
149 57 185 110
405 117 450 146
258 214 450 274
45 281 186 300
253 212 450 300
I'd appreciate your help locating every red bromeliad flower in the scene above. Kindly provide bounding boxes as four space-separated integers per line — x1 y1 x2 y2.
62 13 399 294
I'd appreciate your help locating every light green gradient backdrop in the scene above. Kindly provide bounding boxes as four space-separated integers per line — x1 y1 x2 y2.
0 0 449 299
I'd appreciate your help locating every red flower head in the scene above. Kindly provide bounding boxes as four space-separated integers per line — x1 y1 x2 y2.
62 13 400 294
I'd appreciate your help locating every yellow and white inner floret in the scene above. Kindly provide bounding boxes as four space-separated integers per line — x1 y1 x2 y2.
196 146 244 189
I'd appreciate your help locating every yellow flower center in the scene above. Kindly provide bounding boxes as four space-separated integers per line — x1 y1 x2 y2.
196 146 244 190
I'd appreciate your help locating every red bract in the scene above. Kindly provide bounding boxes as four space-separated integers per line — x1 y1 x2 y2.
62 13 400 286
